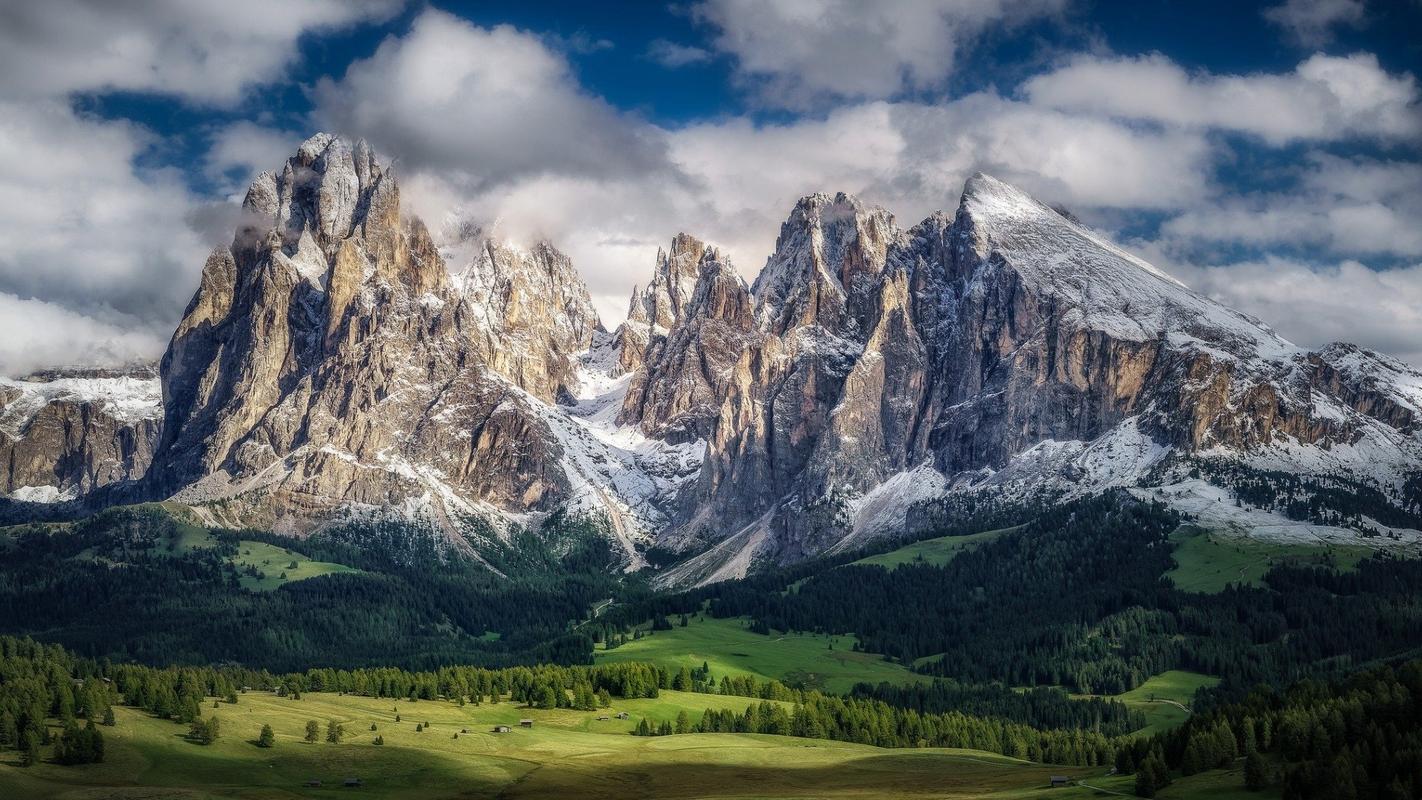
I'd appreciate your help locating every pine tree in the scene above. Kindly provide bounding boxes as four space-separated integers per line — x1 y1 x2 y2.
1244 751 1267 791
20 730 40 767
326 720 344 743
257 724 275 748
304 720 320 743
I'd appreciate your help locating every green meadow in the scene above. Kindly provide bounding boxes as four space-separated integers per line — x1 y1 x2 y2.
850 526 1019 570
594 615 928 695
0 689 1111 799
1076 670 1220 737
1165 526 1379 593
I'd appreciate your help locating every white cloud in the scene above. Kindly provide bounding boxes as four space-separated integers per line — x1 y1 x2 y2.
694 0 1067 108
1024 52 1421 144
1161 155 1422 257
646 39 714 68
0 292 167 377
205 122 304 197
0 1 405 374
1159 254 1422 366
313 9 672 188
310 9 1220 326
1263 0 1366 46
0 101 210 348
0 0 401 106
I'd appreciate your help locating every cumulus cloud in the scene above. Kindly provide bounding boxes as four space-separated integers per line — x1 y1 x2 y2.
312 7 1222 323
1161 155 1422 258
1157 254 1422 366
1263 0 1367 46
313 9 674 189
0 292 167 377
0 0 401 106
1024 52 1421 144
205 122 304 197
0 101 211 363
6 1 1418 372
694 0 1067 108
0 0 401 375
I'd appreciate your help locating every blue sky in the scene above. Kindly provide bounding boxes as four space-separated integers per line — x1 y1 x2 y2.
0 0 1419 374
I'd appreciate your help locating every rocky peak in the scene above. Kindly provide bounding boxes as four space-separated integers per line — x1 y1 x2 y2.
456 238 601 403
620 245 758 443
751 192 898 338
953 172 1291 365
616 233 711 375
627 233 706 329
152 133 463 498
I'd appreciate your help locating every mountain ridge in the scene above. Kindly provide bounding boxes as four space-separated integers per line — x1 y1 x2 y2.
3 134 1419 583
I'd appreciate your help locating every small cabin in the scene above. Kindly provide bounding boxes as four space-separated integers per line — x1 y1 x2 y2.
1049 776 1069 788
596 716 610 721
519 719 534 728
344 777 363 788
492 725 512 733
614 712 629 720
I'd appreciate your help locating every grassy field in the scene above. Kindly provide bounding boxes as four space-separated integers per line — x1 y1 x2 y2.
0 689 1109 799
5 508 359 593
1076 670 1220 737
595 615 927 694
1166 526 1377 593
850 527 1018 570
224 539 360 591
138 522 360 592
1083 764 1273 799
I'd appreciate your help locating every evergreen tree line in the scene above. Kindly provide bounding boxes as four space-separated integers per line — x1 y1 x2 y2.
0 506 623 671
633 694 1118 766
1119 659 1422 799
850 679 1147 738
684 493 1422 697
0 636 112 766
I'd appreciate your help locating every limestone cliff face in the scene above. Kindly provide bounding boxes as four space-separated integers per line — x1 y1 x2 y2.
619 245 758 443
458 239 601 404
616 233 708 375
151 134 585 532
9 145 1420 574
0 367 160 501
657 174 1422 571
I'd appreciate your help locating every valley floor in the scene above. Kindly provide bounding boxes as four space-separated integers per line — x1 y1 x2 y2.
0 690 1104 799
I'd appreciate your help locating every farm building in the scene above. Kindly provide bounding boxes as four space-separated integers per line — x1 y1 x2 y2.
492 725 512 733
1050 776 1069 788
614 712 629 720
520 719 534 728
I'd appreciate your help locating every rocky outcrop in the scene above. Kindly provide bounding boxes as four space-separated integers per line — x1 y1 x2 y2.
661 174 1422 571
616 233 708 375
619 246 758 443
149 134 607 537
457 239 601 403
1 367 160 501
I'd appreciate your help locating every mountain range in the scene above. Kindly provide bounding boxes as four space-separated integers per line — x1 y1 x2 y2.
4 133 1420 584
